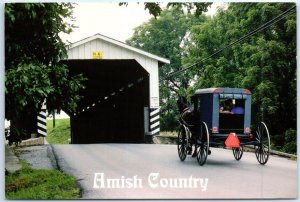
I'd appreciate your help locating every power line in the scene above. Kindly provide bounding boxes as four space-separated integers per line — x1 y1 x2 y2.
161 5 296 81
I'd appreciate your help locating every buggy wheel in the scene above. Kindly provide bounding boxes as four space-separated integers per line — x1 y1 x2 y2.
197 122 210 166
178 126 188 161
232 146 243 160
254 122 270 165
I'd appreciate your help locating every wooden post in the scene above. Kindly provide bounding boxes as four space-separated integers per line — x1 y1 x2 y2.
53 110 55 128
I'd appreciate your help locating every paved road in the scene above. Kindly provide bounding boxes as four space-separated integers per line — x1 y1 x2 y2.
52 144 297 199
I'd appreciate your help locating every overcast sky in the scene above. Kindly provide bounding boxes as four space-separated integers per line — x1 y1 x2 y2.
60 3 222 44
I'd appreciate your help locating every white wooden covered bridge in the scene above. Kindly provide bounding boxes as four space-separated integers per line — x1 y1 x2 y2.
61 33 169 143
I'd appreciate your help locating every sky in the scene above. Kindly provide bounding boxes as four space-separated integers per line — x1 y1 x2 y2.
60 3 222 44
60 3 152 43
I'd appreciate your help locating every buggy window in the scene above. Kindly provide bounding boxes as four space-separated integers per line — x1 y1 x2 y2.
219 98 245 133
193 97 201 112
219 98 233 113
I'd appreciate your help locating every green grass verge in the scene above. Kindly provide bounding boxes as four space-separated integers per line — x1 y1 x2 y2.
5 161 80 199
46 118 70 144
159 131 177 137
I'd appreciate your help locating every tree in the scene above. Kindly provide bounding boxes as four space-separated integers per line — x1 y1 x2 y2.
5 3 85 144
184 3 296 150
120 2 212 18
127 8 206 131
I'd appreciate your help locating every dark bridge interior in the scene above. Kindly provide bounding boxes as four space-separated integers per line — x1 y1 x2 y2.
62 59 150 143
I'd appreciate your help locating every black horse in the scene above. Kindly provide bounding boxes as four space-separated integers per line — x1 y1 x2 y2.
176 96 198 157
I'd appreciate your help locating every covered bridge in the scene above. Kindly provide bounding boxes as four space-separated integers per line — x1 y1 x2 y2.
63 33 169 143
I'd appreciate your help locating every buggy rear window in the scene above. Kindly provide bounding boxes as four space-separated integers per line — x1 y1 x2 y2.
219 94 249 99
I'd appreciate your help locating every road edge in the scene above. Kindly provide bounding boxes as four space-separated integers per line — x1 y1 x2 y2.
50 145 84 198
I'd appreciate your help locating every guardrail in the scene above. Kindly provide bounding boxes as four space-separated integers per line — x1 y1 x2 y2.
154 135 297 159
270 149 297 159
244 145 297 159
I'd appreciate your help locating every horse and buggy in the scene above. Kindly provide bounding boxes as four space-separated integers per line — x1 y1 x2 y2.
177 88 270 166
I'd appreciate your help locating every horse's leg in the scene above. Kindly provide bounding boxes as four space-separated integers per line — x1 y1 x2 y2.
191 132 197 157
187 129 192 155
192 145 197 157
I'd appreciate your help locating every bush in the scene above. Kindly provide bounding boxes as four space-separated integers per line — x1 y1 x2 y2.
6 127 26 146
160 113 179 131
282 129 297 154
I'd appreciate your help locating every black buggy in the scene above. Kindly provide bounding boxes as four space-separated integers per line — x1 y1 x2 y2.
177 88 270 166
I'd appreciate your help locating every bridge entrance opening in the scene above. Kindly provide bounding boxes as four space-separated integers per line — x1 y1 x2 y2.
63 59 150 143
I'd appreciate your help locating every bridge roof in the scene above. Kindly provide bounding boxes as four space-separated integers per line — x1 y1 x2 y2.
67 33 170 65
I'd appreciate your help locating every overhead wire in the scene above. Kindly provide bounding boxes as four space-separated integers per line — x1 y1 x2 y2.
161 5 296 81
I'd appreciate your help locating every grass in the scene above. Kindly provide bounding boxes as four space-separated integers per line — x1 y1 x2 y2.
159 131 177 137
46 118 70 144
5 160 80 199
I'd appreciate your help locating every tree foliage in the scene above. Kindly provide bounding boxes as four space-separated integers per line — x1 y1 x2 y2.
5 3 86 143
120 2 212 18
184 3 296 151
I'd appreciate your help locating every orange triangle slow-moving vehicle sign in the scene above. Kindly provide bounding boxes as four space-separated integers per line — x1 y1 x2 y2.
225 133 240 148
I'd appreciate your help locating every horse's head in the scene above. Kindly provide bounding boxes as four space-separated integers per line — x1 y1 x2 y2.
177 96 188 113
